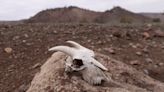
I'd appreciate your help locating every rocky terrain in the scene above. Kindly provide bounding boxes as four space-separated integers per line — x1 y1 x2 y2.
0 6 164 92
0 23 164 92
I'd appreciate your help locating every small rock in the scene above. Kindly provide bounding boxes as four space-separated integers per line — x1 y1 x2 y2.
4 47 13 53
136 43 143 48
152 41 156 45
129 43 136 48
158 62 164 66
24 34 29 38
109 34 113 38
104 48 115 54
145 24 152 31
142 47 149 53
109 49 115 54
154 65 158 68
31 63 41 69
13 54 18 59
146 23 153 28
22 40 26 43
154 29 164 37
13 36 20 40
97 48 101 52
97 40 103 44
136 52 142 56
87 39 91 43
8 69 13 72
53 30 57 34
129 43 133 46
142 32 150 39
145 58 153 63
91 42 94 45
161 46 164 49
130 60 140 65
26 43 33 46
143 69 149 75
132 45 137 49
153 44 158 48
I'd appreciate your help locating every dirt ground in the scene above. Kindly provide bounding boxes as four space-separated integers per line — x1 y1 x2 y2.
0 23 164 92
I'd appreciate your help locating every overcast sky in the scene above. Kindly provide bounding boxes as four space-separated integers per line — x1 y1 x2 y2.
0 0 164 20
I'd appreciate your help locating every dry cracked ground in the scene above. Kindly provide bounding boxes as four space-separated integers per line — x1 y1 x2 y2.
0 23 164 92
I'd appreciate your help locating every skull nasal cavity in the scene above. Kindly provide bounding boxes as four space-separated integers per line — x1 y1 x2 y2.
73 59 84 66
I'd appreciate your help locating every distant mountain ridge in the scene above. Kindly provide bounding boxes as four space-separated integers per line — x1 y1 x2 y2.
140 13 164 22
95 7 152 23
26 6 153 23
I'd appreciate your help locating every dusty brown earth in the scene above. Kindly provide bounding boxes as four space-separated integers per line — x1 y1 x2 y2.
0 23 164 92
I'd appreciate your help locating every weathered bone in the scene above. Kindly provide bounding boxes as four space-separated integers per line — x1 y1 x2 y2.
66 40 95 57
64 56 109 85
48 41 108 85
49 41 108 71
49 46 76 56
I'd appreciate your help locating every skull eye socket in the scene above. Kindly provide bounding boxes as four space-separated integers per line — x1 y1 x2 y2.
73 59 84 67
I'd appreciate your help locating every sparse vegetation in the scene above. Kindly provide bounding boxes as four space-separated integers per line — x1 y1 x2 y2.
153 18 161 22
120 16 132 23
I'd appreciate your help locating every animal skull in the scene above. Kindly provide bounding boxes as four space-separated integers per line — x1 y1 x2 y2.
49 41 109 85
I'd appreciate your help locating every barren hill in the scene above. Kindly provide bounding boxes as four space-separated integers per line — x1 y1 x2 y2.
26 6 101 23
26 6 152 24
95 7 152 23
